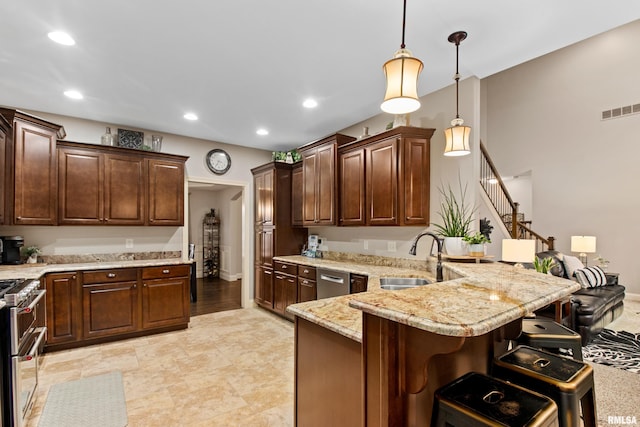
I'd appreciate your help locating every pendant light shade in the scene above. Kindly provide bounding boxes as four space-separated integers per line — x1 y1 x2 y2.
381 0 423 115
381 49 423 114
444 31 471 157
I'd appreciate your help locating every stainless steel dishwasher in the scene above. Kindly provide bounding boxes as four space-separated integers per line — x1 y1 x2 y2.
316 268 351 299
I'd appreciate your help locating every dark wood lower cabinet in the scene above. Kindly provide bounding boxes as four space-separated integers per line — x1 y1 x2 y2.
45 264 191 351
44 272 81 345
295 317 363 426
350 274 368 294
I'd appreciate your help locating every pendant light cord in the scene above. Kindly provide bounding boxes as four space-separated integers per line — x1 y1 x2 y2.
400 0 407 49
455 41 460 119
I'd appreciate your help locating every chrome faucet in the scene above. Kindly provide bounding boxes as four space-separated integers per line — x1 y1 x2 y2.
409 231 444 282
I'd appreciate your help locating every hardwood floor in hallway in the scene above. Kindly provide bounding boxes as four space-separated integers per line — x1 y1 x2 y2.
190 276 242 317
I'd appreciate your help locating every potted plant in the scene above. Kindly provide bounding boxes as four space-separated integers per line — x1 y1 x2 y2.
432 178 476 256
23 246 41 264
533 256 555 274
463 232 490 257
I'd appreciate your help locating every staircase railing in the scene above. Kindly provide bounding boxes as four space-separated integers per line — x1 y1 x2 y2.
479 141 554 251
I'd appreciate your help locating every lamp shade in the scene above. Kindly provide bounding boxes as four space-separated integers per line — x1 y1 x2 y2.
571 236 596 253
502 239 536 263
381 49 423 114
443 119 471 156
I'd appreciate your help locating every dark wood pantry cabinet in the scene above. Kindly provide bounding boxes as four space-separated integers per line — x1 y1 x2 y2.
0 116 9 225
252 162 307 316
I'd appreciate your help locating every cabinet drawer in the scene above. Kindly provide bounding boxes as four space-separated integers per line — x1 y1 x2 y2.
83 268 138 284
142 264 190 279
297 265 316 280
274 261 296 274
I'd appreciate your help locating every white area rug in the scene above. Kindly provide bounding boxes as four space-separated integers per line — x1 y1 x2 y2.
38 371 127 427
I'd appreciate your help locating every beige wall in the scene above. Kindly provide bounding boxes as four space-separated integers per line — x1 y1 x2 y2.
484 20 640 294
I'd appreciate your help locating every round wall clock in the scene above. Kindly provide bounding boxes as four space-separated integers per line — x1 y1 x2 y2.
206 149 231 175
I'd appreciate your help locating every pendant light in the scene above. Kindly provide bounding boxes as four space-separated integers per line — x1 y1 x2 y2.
381 0 423 115
443 31 471 157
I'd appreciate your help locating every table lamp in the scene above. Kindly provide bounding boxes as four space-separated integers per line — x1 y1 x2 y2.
571 236 596 266
502 239 536 268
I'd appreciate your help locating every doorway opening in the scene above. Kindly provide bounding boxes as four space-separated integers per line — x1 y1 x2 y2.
187 179 245 316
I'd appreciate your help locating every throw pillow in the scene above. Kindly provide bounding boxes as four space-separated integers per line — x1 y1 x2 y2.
575 266 607 288
562 255 584 278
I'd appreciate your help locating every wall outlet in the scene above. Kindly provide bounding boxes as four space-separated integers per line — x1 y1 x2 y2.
125 239 134 249
387 241 397 252
363 240 369 250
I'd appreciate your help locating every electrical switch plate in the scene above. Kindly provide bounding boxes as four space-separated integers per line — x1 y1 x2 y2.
125 239 134 249
387 241 397 252
363 240 369 250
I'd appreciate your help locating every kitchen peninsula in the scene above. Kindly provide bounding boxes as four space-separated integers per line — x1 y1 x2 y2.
284 256 581 427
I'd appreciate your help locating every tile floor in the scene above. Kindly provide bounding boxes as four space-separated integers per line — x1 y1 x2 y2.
28 308 294 427
27 299 640 427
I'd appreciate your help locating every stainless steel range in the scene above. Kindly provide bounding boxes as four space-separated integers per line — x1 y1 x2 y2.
0 278 47 427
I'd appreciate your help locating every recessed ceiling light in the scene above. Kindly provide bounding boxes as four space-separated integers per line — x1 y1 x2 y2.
303 98 318 109
256 128 269 136
48 31 76 46
184 113 198 121
63 90 83 99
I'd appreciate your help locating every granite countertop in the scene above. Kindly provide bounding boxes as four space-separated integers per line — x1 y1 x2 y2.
0 258 191 281
282 255 581 343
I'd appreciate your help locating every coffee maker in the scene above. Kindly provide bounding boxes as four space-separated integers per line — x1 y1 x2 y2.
0 236 24 265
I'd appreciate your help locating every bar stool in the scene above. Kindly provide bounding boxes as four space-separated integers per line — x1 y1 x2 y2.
494 346 597 427
518 318 583 361
432 372 559 427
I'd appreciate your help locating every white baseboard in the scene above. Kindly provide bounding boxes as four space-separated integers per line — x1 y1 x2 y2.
220 271 242 281
625 292 640 302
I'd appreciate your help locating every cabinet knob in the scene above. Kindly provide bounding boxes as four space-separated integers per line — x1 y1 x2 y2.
143 283 147 287
303 269 309 274
162 269 170 274
133 284 137 289
107 273 116 278
282 265 287 269
72 275 77 280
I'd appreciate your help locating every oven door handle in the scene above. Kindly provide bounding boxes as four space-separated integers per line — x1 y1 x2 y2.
22 327 47 361
18 289 46 315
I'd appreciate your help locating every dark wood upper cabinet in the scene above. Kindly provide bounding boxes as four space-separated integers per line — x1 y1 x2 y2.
291 162 303 226
0 117 8 225
339 148 366 226
337 126 434 226
0 108 66 225
299 133 356 226
56 141 185 226
148 158 184 226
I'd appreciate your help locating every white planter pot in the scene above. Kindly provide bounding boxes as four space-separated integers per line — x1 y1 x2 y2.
444 237 466 256
26 254 38 264
468 244 485 257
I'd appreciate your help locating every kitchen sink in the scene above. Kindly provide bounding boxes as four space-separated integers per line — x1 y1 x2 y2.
379 277 431 290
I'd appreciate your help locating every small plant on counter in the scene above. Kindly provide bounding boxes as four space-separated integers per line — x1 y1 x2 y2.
432 178 476 238
23 246 41 257
533 256 555 274
462 232 490 245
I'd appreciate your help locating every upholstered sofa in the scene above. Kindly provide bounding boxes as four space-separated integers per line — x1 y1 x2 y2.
533 250 625 345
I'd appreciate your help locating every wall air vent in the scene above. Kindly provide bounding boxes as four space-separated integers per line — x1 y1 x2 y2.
602 102 640 120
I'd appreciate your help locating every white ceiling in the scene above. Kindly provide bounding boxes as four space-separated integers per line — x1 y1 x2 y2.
1 2 639 152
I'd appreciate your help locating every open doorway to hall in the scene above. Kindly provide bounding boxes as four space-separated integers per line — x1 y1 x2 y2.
188 181 243 316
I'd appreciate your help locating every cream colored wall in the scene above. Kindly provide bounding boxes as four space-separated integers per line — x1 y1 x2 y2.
484 20 640 294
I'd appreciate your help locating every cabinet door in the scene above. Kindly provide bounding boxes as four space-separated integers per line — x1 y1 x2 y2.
366 138 398 225
297 278 316 303
58 148 104 225
148 159 184 225
261 227 274 268
302 149 318 224
141 276 189 329
45 272 81 345
82 281 138 339
339 148 365 226
254 172 264 224
273 273 287 314
350 274 368 294
105 154 145 225
13 120 58 224
291 164 303 226
0 127 6 225
316 144 336 225
255 266 274 309
400 137 429 225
